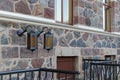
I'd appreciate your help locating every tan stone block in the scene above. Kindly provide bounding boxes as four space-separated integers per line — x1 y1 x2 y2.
57 47 81 56
2 47 19 58
32 3 44 17
20 47 38 58
102 48 117 55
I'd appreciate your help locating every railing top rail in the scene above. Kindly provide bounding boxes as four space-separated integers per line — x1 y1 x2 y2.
91 61 120 66
91 60 116 63
83 59 107 61
0 68 80 75
0 68 40 75
40 68 80 74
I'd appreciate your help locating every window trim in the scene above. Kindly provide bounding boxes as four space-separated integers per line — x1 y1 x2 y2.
103 0 106 31
55 0 73 25
105 0 111 32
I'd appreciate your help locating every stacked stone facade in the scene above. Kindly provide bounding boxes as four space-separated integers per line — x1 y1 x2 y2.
111 0 120 32
73 0 103 29
0 26 54 72
0 0 120 79
0 0 54 19
0 22 120 79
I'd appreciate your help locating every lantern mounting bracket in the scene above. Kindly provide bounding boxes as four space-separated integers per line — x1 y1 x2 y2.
17 25 44 37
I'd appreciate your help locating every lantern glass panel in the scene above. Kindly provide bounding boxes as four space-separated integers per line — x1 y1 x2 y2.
27 30 38 51
44 31 53 51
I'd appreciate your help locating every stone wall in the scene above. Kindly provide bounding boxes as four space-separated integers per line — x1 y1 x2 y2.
0 0 54 19
0 0 120 79
73 0 103 29
111 0 120 32
0 21 120 80
0 21 120 70
0 22 55 71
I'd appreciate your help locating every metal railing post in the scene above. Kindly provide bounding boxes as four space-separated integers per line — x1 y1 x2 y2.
90 62 92 80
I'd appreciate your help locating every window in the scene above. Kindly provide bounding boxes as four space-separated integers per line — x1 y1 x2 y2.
104 0 118 32
55 0 73 25
105 0 111 32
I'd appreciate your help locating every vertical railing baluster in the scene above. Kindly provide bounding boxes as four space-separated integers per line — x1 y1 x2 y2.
9 74 11 80
83 59 85 80
1 75 3 80
115 66 117 80
93 65 94 80
65 73 68 80
103 65 105 80
113 64 117 80
96 65 99 80
90 62 92 80
51 72 54 80
101 66 103 80
112 66 114 80
31 71 34 80
38 71 41 80
110 65 112 80
73 74 76 80
25 72 27 80
104 65 106 80
44 71 47 80
57 73 60 80
88 61 90 80
17 73 19 80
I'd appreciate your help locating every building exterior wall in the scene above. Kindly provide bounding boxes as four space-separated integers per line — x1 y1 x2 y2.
0 0 54 19
0 22 120 79
0 23 55 71
111 0 120 32
0 0 120 79
73 0 103 29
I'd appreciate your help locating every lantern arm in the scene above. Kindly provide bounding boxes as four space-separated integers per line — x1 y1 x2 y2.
36 30 43 37
17 25 30 36
17 28 26 36
36 27 46 37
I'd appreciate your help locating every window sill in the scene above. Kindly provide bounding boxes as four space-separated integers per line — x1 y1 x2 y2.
0 10 55 25
0 10 120 37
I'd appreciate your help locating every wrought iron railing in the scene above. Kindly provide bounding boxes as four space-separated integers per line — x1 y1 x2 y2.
82 59 108 80
90 60 118 80
0 68 80 80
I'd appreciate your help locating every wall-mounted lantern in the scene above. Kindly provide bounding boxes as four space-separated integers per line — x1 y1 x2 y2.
44 31 53 51
17 26 53 52
27 30 38 52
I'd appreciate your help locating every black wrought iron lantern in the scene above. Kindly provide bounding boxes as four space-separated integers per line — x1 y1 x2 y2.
44 31 53 51
17 26 53 52
27 30 38 52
